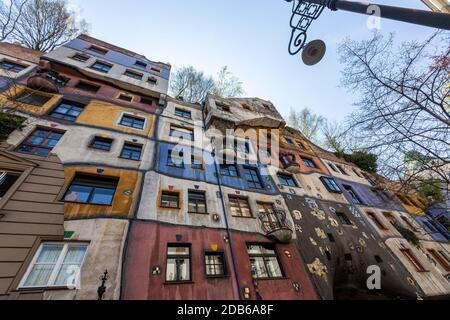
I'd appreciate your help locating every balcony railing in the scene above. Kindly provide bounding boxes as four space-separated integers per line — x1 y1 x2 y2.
258 209 294 243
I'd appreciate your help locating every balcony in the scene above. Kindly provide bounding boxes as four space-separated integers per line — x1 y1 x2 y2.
27 68 68 94
258 209 294 243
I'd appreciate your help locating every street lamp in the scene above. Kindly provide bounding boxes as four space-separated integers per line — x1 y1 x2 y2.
285 0 450 65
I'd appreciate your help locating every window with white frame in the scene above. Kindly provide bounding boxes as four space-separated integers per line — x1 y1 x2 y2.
20 243 88 289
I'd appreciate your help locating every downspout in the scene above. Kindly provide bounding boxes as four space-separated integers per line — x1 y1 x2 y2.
202 102 243 300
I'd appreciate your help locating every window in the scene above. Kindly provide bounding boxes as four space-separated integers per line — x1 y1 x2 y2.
0 60 28 72
437 216 450 231
296 141 306 149
374 255 384 263
147 77 158 85
64 174 118 205
90 136 113 151
71 53 90 62
284 136 294 145
150 67 161 73
50 100 85 121
302 157 317 168
336 165 348 175
241 103 252 111
166 246 191 282
124 69 143 80
362 172 376 186
118 94 133 102
336 212 353 226
205 252 226 277
367 212 388 230
17 128 64 157
247 244 283 279
20 243 87 288
328 163 339 173
427 249 450 272
229 196 252 218
88 45 108 55
327 233 335 242
119 114 146 130
0 171 20 198
383 212 398 227
280 154 295 167
258 202 282 231
140 96 157 106
120 143 142 161
13 90 52 106
220 164 238 177
170 125 194 141
167 149 184 168
343 185 363 205
175 108 192 119
278 173 298 187
90 61 112 73
135 60 147 68
234 140 250 154
216 102 231 112
75 81 100 93
353 169 363 178
401 216 417 232
160 191 180 208
320 177 341 193
400 249 427 272
188 191 207 214
243 167 263 189
191 155 203 170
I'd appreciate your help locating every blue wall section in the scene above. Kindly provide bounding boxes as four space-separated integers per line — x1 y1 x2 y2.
65 38 171 79
158 142 279 194
335 178 405 211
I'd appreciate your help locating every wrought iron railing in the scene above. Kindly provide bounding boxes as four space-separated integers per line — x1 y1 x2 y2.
258 209 294 235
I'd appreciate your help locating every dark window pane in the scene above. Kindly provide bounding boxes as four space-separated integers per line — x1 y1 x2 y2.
0 171 20 197
17 128 64 157
13 90 51 106
50 100 85 121
75 81 100 93
64 175 117 205
90 137 113 151
0 60 28 72
91 61 112 73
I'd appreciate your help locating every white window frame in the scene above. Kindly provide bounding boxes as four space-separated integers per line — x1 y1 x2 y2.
117 111 148 132
19 242 88 290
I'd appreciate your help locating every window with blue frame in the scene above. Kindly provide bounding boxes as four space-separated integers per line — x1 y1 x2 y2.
167 149 184 168
343 185 364 205
244 167 263 189
320 177 341 193
175 108 192 119
0 60 28 72
120 143 142 161
64 174 118 205
170 125 194 141
220 164 238 177
90 136 113 151
277 173 298 187
50 100 85 121
119 114 146 130
90 61 112 73
17 128 64 157
191 155 203 170
302 157 317 168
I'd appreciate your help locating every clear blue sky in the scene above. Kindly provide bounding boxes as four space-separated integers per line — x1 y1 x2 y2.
69 0 434 121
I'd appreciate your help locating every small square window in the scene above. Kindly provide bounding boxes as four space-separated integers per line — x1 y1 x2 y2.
336 212 353 226
220 164 238 177
0 171 21 198
118 94 133 102
90 136 113 151
161 191 180 209
191 155 203 170
119 114 146 130
216 102 231 113
175 108 192 119
243 167 263 189
140 96 157 106
13 90 52 106
0 60 28 73
205 252 227 277
50 100 85 121
120 143 142 161
135 60 147 68
75 81 100 93
71 53 90 62
150 67 161 73
188 191 207 214
278 174 298 187
90 61 112 73
88 45 108 55
124 69 143 80
147 77 158 85
229 196 252 218
170 125 194 141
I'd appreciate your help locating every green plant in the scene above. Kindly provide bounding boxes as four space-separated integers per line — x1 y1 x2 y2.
417 179 444 204
395 224 420 247
0 110 26 141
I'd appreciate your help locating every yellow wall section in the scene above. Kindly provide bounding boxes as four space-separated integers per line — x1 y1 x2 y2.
76 101 154 137
0 85 62 115
397 194 427 216
63 167 141 219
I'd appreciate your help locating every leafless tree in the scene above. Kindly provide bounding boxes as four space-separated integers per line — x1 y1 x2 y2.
339 31 450 192
170 65 244 104
8 0 88 52
0 0 27 41
288 107 325 143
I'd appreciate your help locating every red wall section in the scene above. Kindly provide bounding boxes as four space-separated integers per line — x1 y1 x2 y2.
122 221 318 300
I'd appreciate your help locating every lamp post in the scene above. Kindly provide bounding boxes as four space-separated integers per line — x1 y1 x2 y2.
285 0 450 65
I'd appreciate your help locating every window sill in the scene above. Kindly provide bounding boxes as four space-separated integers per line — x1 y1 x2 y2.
206 275 230 279
64 201 113 207
188 212 209 215
119 156 142 162
231 216 255 219
159 206 181 210
17 286 77 292
253 277 288 281
164 281 194 286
